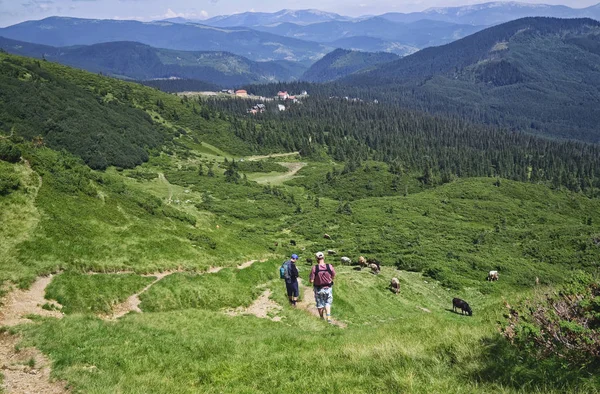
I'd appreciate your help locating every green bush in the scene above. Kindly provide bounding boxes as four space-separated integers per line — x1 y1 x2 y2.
0 161 20 195
0 140 21 163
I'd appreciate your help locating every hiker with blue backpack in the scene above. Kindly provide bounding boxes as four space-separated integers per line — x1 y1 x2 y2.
309 251 336 323
280 254 300 307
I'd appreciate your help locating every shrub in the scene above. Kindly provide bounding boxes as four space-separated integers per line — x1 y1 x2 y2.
0 162 20 195
0 141 21 163
503 272 600 369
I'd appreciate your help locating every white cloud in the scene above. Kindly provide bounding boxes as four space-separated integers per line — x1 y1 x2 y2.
163 8 207 19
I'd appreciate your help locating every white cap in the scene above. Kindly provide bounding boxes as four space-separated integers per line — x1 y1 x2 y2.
315 251 324 259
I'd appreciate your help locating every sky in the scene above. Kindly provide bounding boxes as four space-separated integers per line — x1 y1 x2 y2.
0 0 598 27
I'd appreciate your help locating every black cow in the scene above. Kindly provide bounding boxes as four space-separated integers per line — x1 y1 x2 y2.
452 298 472 316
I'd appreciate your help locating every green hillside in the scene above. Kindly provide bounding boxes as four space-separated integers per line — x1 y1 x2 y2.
1 53 599 393
301 48 398 82
341 17 600 143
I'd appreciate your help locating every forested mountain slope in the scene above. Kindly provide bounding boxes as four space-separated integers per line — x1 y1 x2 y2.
341 17 600 142
0 37 307 86
0 53 264 169
301 49 398 82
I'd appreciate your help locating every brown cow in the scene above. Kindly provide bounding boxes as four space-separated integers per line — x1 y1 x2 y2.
390 277 400 294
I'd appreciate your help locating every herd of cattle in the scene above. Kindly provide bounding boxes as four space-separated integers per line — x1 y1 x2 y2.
331 254 503 317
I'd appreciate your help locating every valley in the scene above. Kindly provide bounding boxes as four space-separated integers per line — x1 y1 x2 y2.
1 3 600 392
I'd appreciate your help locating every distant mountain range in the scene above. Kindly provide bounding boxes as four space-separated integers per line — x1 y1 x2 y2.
301 49 399 82
175 2 600 27
0 37 308 86
250 18 485 50
4 2 598 66
378 2 600 26
0 17 330 63
200 9 353 27
0 15 482 60
341 17 600 142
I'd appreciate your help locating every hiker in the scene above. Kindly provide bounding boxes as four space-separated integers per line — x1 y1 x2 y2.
309 251 336 323
282 254 300 307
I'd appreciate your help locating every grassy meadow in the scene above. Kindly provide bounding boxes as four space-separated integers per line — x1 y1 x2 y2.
1 138 599 393
1 53 599 393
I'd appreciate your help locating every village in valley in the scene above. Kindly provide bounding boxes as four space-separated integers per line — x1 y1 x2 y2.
177 88 309 115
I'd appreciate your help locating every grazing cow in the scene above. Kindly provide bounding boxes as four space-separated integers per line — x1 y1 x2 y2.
290 240 296 246
357 256 367 270
341 256 352 265
368 263 380 275
323 234 331 240
390 278 400 294
452 298 473 316
305 257 313 265
487 271 499 281
327 250 336 255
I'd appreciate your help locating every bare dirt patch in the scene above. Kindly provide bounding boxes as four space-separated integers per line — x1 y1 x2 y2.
225 289 282 321
0 332 69 394
0 276 63 327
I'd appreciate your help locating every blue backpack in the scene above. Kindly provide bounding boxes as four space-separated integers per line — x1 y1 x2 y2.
279 261 290 279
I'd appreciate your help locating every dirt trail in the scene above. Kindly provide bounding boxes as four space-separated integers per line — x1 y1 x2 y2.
105 271 176 320
0 332 69 394
225 289 282 321
252 162 306 185
246 152 299 161
297 279 347 328
237 259 267 269
105 262 238 319
0 276 63 327
157 173 173 205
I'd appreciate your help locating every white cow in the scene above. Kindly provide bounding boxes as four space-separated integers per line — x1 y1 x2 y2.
487 270 499 281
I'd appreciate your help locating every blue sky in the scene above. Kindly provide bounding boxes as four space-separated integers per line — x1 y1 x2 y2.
1 0 598 27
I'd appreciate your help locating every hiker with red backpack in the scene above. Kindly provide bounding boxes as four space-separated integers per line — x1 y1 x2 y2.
309 251 336 323
280 254 300 307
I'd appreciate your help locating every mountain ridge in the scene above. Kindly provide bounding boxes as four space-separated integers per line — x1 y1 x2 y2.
301 48 399 82
0 16 330 63
341 17 600 142
0 36 308 86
